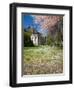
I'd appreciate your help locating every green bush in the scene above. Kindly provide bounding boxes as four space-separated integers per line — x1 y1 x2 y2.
24 31 34 47
47 35 54 46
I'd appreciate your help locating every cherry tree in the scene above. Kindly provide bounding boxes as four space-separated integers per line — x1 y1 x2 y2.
32 15 63 31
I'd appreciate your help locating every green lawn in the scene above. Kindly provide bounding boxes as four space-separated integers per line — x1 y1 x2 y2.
23 45 63 75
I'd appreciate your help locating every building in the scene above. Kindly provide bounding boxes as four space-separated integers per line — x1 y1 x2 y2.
31 30 46 46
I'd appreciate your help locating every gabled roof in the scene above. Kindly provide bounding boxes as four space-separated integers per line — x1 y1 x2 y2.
33 30 41 35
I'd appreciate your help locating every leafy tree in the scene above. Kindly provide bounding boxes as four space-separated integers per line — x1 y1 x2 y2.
23 28 34 47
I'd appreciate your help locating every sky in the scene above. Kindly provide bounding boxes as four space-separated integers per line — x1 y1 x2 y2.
22 14 34 29
22 14 62 36
22 14 48 36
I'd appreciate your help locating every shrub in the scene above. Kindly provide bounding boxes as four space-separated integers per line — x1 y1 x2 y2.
24 31 34 47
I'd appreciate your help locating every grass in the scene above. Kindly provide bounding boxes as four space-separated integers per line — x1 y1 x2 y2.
23 45 63 75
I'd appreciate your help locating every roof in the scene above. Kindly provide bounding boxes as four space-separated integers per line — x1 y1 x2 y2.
33 30 41 35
